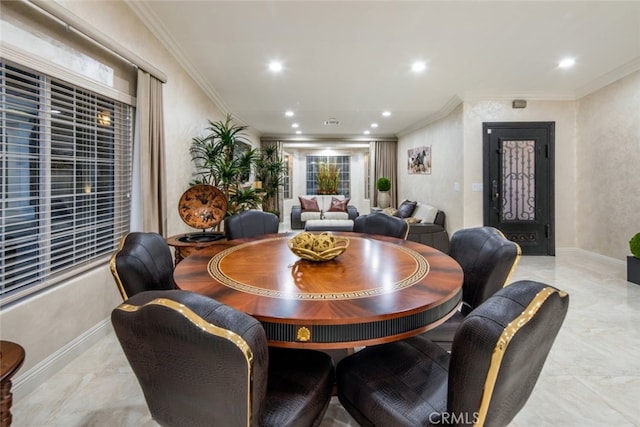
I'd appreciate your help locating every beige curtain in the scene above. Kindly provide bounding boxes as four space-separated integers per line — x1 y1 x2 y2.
370 140 398 208
136 69 167 235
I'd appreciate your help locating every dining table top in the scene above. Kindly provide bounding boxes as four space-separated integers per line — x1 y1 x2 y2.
173 232 463 349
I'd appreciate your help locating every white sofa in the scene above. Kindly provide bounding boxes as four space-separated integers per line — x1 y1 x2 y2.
290 195 359 229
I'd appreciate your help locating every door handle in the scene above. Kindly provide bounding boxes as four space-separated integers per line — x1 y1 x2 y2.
491 180 499 202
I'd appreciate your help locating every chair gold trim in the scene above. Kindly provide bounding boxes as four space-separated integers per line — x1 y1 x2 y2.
474 286 568 426
109 234 129 300
114 297 255 426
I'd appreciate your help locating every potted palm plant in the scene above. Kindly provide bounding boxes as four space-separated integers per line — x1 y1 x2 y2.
189 114 261 216
254 144 286 217
376 176 391 209
628 233 640 285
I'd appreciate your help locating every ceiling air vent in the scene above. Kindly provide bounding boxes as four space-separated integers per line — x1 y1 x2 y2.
324 118 340 126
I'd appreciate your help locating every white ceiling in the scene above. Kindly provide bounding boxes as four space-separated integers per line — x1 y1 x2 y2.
128 1 640 140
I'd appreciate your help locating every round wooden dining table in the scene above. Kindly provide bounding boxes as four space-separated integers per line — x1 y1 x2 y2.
173 232 463 349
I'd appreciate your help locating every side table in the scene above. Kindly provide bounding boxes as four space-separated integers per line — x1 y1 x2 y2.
1 341 25 427
166 232 226 264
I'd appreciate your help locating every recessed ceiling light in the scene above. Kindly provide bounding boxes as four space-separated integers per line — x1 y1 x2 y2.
371 123 378 128
269 61 283 72
285 110 294 117
558 58 575 69
382 111 391 117
296 130 302 134
411 61 426 72
291 123 299 128
363 130 370 135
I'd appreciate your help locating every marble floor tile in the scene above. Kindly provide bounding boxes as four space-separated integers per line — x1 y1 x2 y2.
12 249 640 426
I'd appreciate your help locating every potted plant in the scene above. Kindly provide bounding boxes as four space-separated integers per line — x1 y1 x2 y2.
317 162 340 195
254 144 286 217
189 114 261 216
376 176 391 209
628 233 640 285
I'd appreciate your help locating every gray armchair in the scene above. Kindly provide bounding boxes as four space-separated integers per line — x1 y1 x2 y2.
109 232 177 300
224 210 279 240
353 212 409 239
336 280 569 427
112 290 334 427
420 226 521 351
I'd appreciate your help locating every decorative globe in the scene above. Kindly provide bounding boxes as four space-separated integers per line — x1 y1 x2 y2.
291 232 315 250
319 232 336 246
312 233 336 253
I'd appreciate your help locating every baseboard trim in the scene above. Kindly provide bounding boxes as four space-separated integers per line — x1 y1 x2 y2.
11 318 111 401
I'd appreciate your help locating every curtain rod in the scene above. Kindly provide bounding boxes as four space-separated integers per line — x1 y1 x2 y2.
25 0 168 83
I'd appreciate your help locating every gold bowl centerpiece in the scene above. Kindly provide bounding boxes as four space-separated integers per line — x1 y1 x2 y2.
288 231 349 262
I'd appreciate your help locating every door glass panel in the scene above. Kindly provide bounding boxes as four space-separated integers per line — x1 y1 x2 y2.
502 140 535 221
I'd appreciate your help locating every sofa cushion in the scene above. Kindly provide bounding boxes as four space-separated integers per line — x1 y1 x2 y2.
328 197 350 212
323 211 349 220
395 200 417 218
301 211 323 222
299 196 320 212
413 203 439 224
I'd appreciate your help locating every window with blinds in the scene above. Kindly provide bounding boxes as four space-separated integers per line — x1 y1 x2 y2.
305 155 351 197
1 60 132 302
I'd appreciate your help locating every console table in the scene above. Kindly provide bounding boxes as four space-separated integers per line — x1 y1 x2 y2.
166 232 226 264
1 341 25 427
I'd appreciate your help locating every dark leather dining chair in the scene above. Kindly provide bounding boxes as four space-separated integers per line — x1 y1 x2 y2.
109 232 177 300
353 212 409 239
112 289 334 427
337 280 569 427
421 226 521 351
224 209 280 240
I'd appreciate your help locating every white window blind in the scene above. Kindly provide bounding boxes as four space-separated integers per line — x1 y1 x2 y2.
1 60 133 302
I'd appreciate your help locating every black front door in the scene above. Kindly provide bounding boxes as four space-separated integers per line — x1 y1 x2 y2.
483 122 555 255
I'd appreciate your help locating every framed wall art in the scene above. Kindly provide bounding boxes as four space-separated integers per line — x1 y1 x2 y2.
408 145 431 175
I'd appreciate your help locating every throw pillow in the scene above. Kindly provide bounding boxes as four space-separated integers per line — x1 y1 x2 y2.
405 217 422 224
299 196 320 212
328 197 350 212
382 207 398 216
412 203 439 224
394 200 417 218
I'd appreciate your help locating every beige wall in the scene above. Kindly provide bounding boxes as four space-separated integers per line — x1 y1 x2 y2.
462 100 578 248
1 0 250 393
398 100 578 248
398 84 640 259
576 70 640 260
397 105 464 234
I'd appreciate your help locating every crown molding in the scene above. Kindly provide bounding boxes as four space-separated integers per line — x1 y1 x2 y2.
396 95 462 137
125 0 235 119
575 56 640 99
